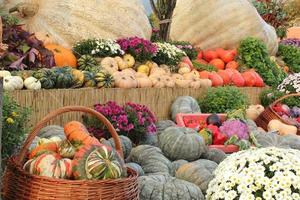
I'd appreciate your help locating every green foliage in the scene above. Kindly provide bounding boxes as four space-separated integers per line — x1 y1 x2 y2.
226 108 246 120
0 10 19 26
260 88 300 107
193 61 217 72
198 86 249 113
238 37 287 87
277 44 300 73
168 41 198 60
149 13 160 29
2 94 31 170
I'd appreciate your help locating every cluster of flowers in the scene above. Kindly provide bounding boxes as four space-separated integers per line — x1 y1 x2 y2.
278 73 300 93
206 147 300 200
79 39 124 57
86 101 157 143
153 42 187 66
117 36 158 62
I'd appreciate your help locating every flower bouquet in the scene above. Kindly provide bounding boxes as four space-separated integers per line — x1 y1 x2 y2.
207 147 300 200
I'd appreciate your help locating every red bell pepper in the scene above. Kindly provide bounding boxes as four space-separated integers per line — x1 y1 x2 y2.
207 125 228 145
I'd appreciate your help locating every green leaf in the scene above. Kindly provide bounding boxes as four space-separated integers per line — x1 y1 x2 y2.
21 44 31 54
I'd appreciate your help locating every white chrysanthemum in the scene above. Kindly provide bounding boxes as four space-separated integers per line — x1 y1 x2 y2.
206 147 300 200
277 73 300 94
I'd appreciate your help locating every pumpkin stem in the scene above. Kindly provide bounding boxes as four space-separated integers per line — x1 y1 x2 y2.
9 3 39 18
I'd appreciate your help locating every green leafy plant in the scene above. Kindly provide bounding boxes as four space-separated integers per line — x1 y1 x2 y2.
198 86 249 113
2 94 31 170
277 44 300 73
260 88 300 107
238 37 287 87
192 61 217 72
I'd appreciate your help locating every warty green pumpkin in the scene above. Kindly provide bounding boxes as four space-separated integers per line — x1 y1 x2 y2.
32 68 56 89
72 144 125 180
156 120 176 134
52 67 75 88
127 145 172 175
175 159 218 194
138 174 204 200
159 126 207 161
171 96 201 121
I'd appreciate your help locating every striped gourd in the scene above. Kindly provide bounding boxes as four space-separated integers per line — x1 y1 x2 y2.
72 144 124 180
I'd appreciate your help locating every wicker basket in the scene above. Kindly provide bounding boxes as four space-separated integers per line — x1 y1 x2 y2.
2 106 139 200
255 93 300 135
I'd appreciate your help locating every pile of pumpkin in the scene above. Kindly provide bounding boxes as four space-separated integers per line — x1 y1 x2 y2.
193 48 265 87
24 121 127 180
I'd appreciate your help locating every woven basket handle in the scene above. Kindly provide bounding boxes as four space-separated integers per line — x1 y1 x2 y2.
272 93 300 106
16 106 123 164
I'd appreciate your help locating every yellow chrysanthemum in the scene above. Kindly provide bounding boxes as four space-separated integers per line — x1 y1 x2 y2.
6 117 14 124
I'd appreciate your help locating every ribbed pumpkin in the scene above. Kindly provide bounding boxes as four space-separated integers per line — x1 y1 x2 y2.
125 162 144 176
64 121 100 149
127 145 172 175
254 132 300 150
44 44 77 67
95 71 115 88
170 0 278 55
171 160 188 175
24 153 72 179
5 0 151 47
171 96 201 121
156 120 176 134
138 174 204 200
77 55 98 71
159 127 207 161
32 68 56 89
101 135 132 159
201 148 227 164
175 159 218 193
72 144 124 180
82 71 97 87
52 67 75 88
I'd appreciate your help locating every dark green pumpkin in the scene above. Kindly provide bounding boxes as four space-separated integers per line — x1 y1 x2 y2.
171 96 201 121
52 67 75 88
201 148 226 164
77 55 98 71
127 145 172 175
138 174 204 200
33 69 56 89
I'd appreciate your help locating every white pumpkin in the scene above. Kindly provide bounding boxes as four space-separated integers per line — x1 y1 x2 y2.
5 0 151 48
24 77 41 90
178 67 191 75
3 76 24 91
101 57 119 74
170 0 278 55
0 70 11 78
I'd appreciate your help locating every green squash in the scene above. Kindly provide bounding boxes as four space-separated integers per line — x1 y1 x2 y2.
77 55 98 71
171 160 188 176
72 144 125 180
138 174 204 200
83 71 97 87
95 71 114 88
176 159 218 194
53 67 75 88
33 68 56 89
125 162 144 176
127 145 172 175
156 120 176 134
201 148 226 164
101 135 133 159
159 127 207 161
170 96 201 121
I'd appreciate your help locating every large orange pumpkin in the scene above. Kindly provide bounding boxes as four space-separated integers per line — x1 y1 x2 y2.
45 44 77 68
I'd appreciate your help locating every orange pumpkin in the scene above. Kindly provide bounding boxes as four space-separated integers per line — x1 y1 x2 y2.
220 50 234 63
199 70 211 79
231 72 245 87
45 44 77 68
209 59 225 70
215 48 225 58
225 61 239 69
208 72 223 87
250 70 265 87
203 50 218 62
217 70 231 85
242 71 256 87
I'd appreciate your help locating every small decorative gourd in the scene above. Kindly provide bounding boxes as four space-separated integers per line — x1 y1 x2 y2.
101 57 119 74
149 74 165 88
162 75 175 88
114 72 138 88
72 144 125 180
58 140 76 159
24 153 73 179
114 56 128 70
3 76 24 91
24 77 41 90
